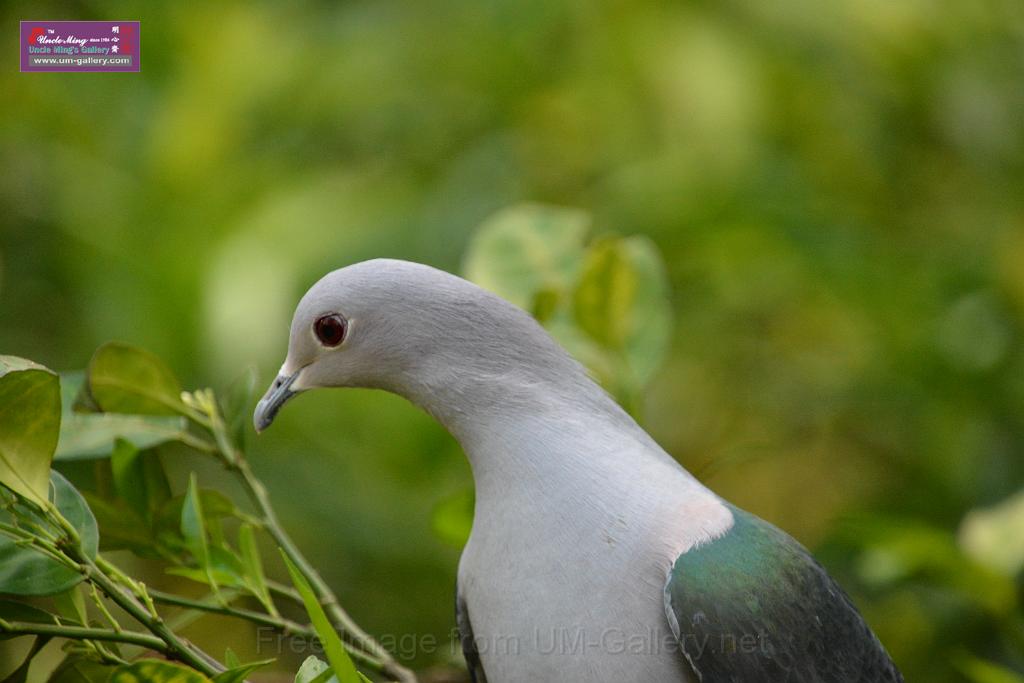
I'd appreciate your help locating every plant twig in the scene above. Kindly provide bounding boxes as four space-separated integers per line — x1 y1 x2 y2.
228 456 416 682
148 587 396 676
81 556 220 676
0 522 81 570
0 619 168 652
266 578 303 603
182 391 417 683
149 589 313 636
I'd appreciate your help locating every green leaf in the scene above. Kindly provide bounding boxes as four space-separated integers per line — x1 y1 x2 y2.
166 538 249 591
156 489 240 558
238 523 276 615
224 649 241 670
46 656 116 683
53 584 88 625
210 657 274 683
431 488 474 548
56 412 190 461
959 488 1024 576
0 471 99 595
572 235 672 388
221 368 257 451
463 203 590 310
181 473 219 598
0 356 61 505
158 489 239 535
281 551 361 683
82 493 159 556
110 439 171 522
294 656 336 683
108 660 212 683
56 372 191 460
86 342 186 416
2 636 51 683
851 517 1015 615
956 655 1024 683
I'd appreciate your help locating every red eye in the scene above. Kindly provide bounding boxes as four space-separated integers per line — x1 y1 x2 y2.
314 314 347 347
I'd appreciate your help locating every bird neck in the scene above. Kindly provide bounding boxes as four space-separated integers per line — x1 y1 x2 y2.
400 359 681 505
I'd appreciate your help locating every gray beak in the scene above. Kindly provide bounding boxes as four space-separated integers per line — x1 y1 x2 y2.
253 371 301 433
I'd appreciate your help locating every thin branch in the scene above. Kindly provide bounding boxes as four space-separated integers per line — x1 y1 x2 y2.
82 556 220 676
0 522 81 570
229 456 416 683
266 578 303 603
147 589 395 676
0 620 168 652
148 589 313 636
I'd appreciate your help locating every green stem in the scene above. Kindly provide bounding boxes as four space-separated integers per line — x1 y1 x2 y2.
265 578 303 603
0 522 81 570
90 582 122 633
229 457 415 683
0 619 169 652
83 558 219 676
179 432 219 454
147 589 392 676
149 589 313 636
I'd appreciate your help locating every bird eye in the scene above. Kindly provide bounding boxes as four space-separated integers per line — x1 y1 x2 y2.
313 314 347 347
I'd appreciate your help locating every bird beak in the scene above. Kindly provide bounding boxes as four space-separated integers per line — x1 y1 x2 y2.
253 370 302 433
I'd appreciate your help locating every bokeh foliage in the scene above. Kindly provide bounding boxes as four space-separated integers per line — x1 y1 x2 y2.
2 0 1024 680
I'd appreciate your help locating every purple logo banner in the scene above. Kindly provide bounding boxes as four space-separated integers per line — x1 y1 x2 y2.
21 21 140 72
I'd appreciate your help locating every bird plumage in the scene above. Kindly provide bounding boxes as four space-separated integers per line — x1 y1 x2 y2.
254 258 902 683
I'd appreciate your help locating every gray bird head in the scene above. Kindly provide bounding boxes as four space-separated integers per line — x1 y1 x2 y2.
253 258 588 433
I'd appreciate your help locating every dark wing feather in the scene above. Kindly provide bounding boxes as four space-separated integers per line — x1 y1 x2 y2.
664 505 903 683
455 581 488 683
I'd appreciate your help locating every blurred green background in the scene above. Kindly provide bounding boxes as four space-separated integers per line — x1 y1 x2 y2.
3 0 1024 680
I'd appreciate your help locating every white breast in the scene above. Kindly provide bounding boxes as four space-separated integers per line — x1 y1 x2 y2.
457 413 734 683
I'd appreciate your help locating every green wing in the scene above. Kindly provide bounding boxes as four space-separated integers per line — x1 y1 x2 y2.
663 505 903 682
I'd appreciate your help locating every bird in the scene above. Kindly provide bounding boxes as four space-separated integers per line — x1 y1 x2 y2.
253 258 903 683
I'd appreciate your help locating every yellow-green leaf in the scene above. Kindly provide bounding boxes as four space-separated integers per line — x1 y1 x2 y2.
182 473 220 599
87 342 186 416
959 488 1024 576
463 203 590 310
211 657 275 683
572 235 672 388
294 657 335 683
281 551 361 683
0 356 61 505
109 659 212 683
56 371 190 460
956 655 1024 683
239 523 276 615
